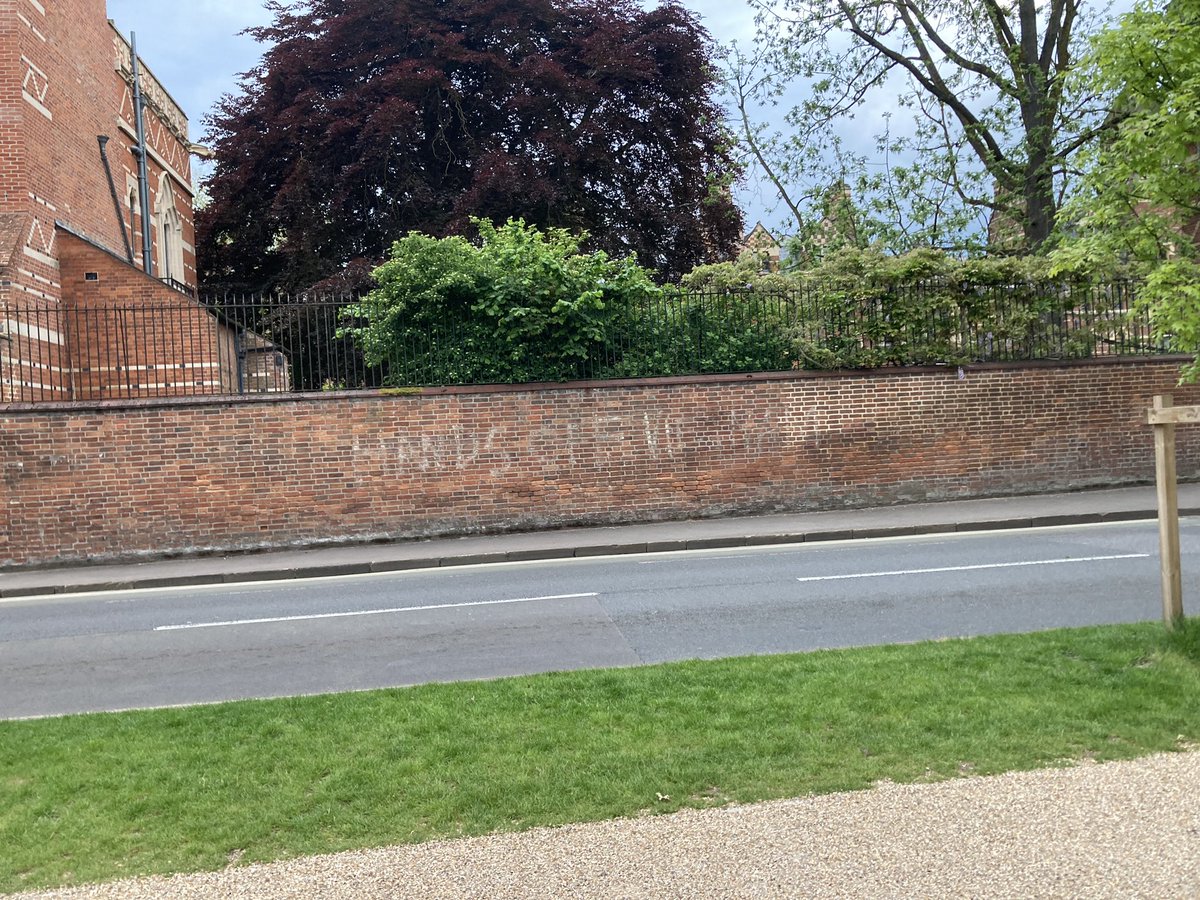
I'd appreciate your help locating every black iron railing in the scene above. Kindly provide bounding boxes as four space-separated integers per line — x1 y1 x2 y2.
0 280 1177 403
161 277 197 299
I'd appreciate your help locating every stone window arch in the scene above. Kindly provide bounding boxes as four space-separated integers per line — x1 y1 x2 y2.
127 184 141 265
155 174 184 283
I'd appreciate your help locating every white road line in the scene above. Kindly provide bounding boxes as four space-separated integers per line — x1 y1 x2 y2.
796 554 1149 583
154 593 600 632
638 554 760 565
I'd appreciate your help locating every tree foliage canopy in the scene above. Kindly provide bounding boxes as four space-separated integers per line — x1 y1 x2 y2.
732 0 1112 253
1052 0 1200 379
198 0 743 291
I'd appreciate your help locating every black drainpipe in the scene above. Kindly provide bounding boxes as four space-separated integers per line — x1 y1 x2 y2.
130 32 154 277
98 136 135 264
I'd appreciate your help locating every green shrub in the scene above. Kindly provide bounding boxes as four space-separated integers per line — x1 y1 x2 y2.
680 249 1133 371
345 219 662 385
606 291 796 377
347 237 1143 387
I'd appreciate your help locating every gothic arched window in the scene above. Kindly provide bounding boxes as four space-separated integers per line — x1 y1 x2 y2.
155 175 184 283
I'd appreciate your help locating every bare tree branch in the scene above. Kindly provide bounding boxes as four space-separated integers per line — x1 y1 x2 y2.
836 0 1010 172
732 0 1109 252
898 0 1015 93
727 47 808 228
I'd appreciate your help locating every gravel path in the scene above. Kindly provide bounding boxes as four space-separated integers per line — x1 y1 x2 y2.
18 751 1200 899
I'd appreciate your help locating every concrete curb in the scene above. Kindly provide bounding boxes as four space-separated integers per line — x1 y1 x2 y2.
1 507 1189 600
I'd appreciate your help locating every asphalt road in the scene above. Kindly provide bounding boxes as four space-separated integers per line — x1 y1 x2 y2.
1 520 1196 720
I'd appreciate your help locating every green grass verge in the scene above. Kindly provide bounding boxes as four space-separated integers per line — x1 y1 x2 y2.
3 621 1199 894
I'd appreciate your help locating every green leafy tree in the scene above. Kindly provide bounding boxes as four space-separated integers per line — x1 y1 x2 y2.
681 252 799 293
783 182 870 266
728 0 1116 252
349 219 663 384
1052 0 1200 379
783 248 1094 367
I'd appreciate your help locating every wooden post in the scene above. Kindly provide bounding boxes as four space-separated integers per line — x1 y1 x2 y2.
1151 395 1183 628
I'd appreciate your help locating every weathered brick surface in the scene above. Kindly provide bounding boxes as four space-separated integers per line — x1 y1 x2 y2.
2 360 1198 567
0 0 197 401
56 231 238 398
0 0 195 268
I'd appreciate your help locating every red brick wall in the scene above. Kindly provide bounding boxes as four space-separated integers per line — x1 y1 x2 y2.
0 7 26 214
0 1 198 401
2 360 1199 567
0 1 196 303
107 24 197 287
56 230 234 399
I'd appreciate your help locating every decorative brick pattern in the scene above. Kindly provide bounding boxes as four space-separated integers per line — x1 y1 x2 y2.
2 360 1198 567
0 1 198 402
19 54 51 120
22 214 54 266
0 0 196 302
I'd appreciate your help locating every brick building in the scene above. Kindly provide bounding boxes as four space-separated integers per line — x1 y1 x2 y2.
0 0 239 401
739 223 782 272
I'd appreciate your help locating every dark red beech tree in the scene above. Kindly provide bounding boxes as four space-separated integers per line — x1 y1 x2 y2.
198 0 743 291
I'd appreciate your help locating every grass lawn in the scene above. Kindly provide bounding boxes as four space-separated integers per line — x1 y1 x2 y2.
2 621 1199 894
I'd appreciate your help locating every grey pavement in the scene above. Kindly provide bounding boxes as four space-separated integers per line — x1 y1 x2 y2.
3 482 1198 599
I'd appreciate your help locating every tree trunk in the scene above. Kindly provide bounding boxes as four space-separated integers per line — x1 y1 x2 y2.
1017 0 1058 250
1022 145 1057 250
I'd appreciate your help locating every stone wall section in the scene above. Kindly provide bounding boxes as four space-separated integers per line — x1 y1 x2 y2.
2 360 1199 567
